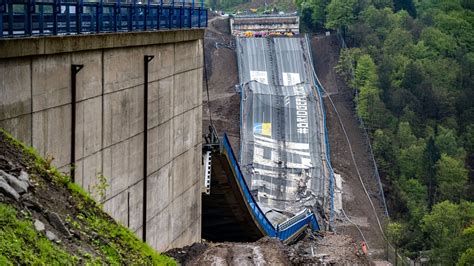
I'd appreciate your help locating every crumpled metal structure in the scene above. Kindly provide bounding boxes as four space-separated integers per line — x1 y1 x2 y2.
237 37 327 226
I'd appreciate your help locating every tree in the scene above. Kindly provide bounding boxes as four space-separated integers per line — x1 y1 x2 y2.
398 144 425 179
325 0 357 31
423 137 440 209
397 177 428 217
435 154 468 202
387 222 404 265
373 129 395 174
422 201 474 264
335 48 363 85
462 124 474 155
397 122 417 149
297 0 329 29
354 54 378 88
394 0 417 17
435 126 462 158
458 248 474 266
420 27 458 57
456 225 474 265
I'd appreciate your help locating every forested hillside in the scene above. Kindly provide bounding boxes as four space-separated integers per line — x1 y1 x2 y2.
297 0 474 263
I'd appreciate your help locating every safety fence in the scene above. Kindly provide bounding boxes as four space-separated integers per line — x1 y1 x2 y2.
305 34 335 229
335 31 416 265
221 133 320 243
0 0 207 37
335 31 389 218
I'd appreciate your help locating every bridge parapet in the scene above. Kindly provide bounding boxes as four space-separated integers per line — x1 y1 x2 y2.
1 0 207 38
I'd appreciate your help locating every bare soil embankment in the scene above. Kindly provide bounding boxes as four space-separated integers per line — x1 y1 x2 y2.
311 34 388 259
202 16 241 153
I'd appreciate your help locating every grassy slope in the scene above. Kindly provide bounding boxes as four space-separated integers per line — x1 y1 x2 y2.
0 129 175 265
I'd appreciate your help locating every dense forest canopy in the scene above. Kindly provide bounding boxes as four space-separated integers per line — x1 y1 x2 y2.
296 0 474 263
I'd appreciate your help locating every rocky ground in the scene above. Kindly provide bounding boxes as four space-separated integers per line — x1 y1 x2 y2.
167 233 368 265
0 130 173 264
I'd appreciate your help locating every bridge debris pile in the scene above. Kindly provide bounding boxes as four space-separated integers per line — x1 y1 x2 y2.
166 233 368 265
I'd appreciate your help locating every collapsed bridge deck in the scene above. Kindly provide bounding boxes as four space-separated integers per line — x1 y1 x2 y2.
202 36 332 242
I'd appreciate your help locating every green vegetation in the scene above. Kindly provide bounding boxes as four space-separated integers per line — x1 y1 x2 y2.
297 0 474 262
0 129 175 265
0 203 76 264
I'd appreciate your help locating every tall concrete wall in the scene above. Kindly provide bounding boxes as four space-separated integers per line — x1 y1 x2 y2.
0 30 204 251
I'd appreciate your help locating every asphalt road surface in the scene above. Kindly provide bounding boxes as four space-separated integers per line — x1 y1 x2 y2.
237 37 324 224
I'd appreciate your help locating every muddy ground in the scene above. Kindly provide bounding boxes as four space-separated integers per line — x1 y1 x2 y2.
167 233 368 265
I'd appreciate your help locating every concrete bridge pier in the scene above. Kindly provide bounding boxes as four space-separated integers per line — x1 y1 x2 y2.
0 29 204 251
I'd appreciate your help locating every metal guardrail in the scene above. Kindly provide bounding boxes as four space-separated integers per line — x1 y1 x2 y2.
0 0 207 37
221 133 320 242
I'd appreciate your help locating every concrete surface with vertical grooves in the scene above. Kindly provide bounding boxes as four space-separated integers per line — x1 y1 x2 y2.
0 29 204 251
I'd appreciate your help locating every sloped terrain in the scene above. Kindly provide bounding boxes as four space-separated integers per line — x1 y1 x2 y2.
311 34 387 258
0 130 174 265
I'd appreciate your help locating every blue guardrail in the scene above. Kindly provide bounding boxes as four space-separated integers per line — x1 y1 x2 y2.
221 133 320 242
1 0 207 38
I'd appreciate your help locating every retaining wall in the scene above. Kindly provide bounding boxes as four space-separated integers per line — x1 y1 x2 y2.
0 29 204 251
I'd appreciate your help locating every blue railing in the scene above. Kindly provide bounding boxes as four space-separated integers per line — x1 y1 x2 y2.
221 133 320 242
0 0 207 37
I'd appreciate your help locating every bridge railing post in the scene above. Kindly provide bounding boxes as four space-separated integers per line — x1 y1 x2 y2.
95 1 101 33
26 0 35 36
38 3 43 34
157 0 162 30
144 0 150 30
0 0 5 37
53 0 59 34
7 0 12 36
129 0 135 31
76 0 83 34
114 0 120 32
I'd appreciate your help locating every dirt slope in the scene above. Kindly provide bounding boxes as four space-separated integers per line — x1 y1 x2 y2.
311 34 388 259
203 17 241 153
0 130 174 264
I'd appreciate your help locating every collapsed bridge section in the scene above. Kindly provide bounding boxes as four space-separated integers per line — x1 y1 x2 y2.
237 36 329 227
202 35 332 242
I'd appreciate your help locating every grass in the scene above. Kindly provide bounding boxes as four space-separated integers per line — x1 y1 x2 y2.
0 203 76 265
0 129 176 265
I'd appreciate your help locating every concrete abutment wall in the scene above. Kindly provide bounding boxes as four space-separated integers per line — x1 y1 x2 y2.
0 29 204 251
